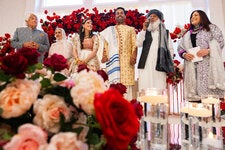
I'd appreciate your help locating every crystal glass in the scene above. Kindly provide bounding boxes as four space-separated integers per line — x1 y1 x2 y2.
180 101 190 149
201 95 221 122
137 88 168 150
200 95 223 149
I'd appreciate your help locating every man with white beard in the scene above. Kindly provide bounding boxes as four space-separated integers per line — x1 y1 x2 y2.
137 9 174 91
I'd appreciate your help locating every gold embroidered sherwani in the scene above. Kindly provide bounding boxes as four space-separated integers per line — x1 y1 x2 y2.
116 24 137 86
100 25 137 86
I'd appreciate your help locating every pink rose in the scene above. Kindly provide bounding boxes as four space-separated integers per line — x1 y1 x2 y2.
3 123 47 150
46 132 88 150
0 79 40 118
33 94 71 133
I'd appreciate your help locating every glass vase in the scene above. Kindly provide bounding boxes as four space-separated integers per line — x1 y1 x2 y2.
137 88 168 150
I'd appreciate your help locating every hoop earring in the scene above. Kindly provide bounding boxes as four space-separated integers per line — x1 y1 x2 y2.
82 28 84 32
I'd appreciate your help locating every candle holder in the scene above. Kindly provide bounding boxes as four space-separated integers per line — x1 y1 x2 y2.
137 88 168 150
201 95 221 122
180 101 190 149
181 102 212 149
200 95 223 149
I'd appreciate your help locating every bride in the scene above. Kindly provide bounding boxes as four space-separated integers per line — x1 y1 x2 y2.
70 18 100 73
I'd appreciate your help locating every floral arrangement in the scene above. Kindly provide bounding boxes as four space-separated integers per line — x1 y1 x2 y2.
166 59 183 86
170 23 190 42
0 33 14 56
40 7 146 44
0 34 143 150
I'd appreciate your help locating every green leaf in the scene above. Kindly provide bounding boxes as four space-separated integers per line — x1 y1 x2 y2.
35 63 44 70
40 78 51 88
53 73 67 82
0 70 11 82
72 126 84 135
2 131 12 140
0 84 7 92
0 107 3 115
29 73 40 80
44 86 74 105
26 65 37 73
92 137 106 150
88 133 100 145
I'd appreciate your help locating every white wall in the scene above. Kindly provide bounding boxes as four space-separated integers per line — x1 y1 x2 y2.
0 0 25 35
1 0 225 52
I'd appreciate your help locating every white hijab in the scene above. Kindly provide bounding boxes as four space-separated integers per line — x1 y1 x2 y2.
55 27 69 51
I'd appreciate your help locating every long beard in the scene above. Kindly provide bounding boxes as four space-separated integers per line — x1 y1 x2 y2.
147 19 160 31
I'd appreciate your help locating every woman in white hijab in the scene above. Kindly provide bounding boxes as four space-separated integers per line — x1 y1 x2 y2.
48 27 73 60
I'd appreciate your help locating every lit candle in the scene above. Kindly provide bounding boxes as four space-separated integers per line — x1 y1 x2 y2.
202 132 223 149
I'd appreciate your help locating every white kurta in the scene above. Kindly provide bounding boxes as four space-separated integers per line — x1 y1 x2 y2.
137 29 173 91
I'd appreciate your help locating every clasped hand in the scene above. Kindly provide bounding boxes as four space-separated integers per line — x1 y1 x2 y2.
23 41 39 49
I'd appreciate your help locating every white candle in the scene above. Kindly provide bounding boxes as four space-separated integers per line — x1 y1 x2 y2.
180 103 212 117
188 107 212 117
201 96 220 104
138 95 168 105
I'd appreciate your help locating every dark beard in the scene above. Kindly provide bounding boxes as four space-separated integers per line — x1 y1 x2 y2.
116 17 125 24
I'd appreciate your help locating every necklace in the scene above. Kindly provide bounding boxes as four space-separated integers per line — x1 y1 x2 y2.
192 25 200 34
84 35 90 39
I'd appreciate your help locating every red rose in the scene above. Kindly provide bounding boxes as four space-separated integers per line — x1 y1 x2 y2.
4 33 11 39
97 69 108 82
130 99 144 120
109 83 127 95
0 53 28 78
44 10 48 14
17 47 40 65
173 60 180 66
170 33 178 40
77 64 89 72
94 88 140 150
184 23 190 30
173 27 181 34
220 102 225 110
43 54 68 71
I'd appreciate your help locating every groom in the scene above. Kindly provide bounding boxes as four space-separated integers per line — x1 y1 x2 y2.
100 7 137 100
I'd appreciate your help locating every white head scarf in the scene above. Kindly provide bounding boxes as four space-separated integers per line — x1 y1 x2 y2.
55 27 67 41
54 27 70 51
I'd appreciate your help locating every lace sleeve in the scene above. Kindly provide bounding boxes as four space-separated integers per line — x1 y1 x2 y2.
93 35 99 52
72 33 80 58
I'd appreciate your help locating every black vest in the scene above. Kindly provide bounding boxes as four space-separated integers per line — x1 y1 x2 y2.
137 30 174 73
137 30 152 69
